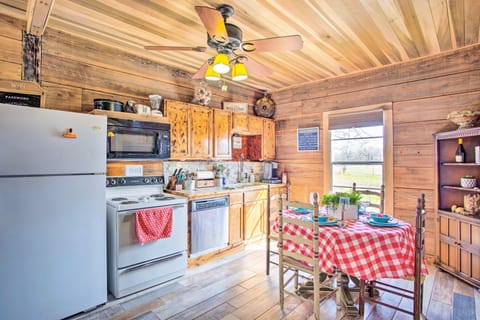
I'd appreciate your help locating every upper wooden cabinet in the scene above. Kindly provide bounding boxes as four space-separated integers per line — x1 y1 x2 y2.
164 100 212 160
263 119 275 161
232 113 263 135
232 113 249 134
213 109 232 159
248 116 263 135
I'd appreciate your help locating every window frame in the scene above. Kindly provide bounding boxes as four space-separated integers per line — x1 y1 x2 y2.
322 103 393 214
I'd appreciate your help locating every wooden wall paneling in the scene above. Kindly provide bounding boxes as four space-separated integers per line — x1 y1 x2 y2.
106 161 164 177
42 81 82 111
393 144 434 168
0 13 25 40
0 36 22 64
41 54 196 102
394 188 435 211
393 91 480 124
273 44 480 103
278 160 323 203
42 28 261 108
393 120 450 145
393 167 435 189
0 61 21 79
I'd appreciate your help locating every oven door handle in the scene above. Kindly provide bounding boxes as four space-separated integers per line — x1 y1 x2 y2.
118 204 185 216
121 252 184 274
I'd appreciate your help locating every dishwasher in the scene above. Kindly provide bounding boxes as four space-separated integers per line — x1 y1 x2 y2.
190 196 229 257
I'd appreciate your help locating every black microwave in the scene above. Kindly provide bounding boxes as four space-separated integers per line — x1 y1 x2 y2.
107 118 170 160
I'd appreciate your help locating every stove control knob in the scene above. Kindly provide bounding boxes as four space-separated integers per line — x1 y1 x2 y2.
109 179 117 186
119 178 127 185
151 177 158 183
143 177 151 184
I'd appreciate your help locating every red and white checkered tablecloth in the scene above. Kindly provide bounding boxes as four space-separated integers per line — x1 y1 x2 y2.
273 212 428 281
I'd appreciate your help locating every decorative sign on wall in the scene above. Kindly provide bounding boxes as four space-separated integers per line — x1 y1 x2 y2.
0 79 45 108
297 127 319 152
223 102 248 113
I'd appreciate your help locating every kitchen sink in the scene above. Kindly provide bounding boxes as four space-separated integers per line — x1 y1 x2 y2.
223 182 266 190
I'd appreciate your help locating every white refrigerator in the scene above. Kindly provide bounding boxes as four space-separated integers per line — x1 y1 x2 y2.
0 104 108 319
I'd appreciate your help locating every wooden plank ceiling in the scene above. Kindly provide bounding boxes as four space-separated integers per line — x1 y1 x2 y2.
1 0 479 92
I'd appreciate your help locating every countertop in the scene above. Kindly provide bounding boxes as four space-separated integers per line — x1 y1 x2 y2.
166 182 285 200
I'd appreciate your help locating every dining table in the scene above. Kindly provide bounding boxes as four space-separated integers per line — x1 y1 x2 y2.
273 209 428 316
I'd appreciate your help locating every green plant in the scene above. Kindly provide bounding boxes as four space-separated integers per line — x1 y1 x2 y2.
321 190 362 208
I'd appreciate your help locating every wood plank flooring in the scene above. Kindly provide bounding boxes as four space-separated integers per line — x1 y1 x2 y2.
68 244 480 320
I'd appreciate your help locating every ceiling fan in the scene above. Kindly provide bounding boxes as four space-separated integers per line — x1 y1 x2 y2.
144 4 303 81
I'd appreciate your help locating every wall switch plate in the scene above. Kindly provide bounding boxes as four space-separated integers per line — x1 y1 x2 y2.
124 165 143 177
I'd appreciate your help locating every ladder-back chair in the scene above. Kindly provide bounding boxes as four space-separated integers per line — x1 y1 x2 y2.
352 182 385 213
278 192 334 320
358 193 426 319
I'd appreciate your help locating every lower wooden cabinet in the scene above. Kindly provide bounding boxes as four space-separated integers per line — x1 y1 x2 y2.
438 210 480 288
244 189 268 241
229 192 244 245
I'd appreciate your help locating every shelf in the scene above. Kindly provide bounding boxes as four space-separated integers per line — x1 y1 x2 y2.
90 109 169 124
441 162 480 166
442 185 480 192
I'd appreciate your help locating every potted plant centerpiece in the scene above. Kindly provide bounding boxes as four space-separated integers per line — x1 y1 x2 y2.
321 190 362 219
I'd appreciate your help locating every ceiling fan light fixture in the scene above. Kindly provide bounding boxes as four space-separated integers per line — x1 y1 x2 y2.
205 64 221 81
232 62 248 81
213 53 230 74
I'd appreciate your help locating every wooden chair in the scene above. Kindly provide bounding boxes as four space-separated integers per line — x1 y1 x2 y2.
353 182 385 213
266 190 283 275
358 193 426 319
278 192 334 320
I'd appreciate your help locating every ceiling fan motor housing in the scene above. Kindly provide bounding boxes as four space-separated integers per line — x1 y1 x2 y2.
207 23 242 54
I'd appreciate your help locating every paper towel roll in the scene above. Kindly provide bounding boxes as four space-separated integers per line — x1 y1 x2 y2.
196 171 215 180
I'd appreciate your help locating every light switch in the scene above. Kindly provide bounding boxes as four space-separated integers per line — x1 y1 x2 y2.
124 165 143 176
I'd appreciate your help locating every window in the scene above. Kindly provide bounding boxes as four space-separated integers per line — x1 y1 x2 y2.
323 103 393 213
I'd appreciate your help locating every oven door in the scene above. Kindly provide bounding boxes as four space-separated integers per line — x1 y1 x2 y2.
116 203 187 269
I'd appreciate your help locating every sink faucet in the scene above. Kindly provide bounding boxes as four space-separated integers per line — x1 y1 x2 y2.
238 153 244 182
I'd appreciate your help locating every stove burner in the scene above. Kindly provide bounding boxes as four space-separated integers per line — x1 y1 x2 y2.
150 194 165 198
120 200 140 205
111 197 128 201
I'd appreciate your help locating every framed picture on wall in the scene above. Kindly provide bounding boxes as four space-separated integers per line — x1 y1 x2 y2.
297 127 319 151
223 102 248 113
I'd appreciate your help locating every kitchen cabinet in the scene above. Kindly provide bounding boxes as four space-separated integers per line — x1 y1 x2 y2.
213 109 232 159
229 191 244 245
232 113 249 134
434 127 480 288
244 188 268 242
263 119 275 160
164 100 212 160
232 113 263 135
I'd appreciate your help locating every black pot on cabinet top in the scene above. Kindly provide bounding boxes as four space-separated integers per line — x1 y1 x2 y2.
94 99 124 112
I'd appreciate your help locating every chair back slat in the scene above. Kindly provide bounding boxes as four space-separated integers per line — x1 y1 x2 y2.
353 183 385 213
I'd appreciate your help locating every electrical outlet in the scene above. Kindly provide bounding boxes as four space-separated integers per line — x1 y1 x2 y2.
124 165 143 177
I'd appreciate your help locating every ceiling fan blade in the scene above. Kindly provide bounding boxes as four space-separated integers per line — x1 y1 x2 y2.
195 6 229 43
192 61 209 80
144 45 207 52
243 57 272 77
241 35 303 53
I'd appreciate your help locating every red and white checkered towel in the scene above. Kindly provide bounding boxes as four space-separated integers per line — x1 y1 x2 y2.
135 207 173 244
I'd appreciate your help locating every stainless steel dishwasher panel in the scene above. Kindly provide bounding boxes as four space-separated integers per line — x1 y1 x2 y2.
190 196 229 257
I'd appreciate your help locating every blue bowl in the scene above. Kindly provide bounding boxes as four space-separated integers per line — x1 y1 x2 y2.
317 216 328 223
371 214 391 223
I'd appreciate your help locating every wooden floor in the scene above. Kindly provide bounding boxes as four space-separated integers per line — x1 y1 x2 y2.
69 244 480 320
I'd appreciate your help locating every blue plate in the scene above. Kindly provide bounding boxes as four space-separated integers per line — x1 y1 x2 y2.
367 219 400 227
293 208 313 214
319 221 339 226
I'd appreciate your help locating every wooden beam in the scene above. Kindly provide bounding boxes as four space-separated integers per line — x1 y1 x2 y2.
26 0 55 36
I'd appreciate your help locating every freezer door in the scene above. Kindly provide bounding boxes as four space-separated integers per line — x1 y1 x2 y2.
0 175 107 320
0 103 106 175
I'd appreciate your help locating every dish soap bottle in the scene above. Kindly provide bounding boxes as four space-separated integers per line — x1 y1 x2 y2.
249 169 255 183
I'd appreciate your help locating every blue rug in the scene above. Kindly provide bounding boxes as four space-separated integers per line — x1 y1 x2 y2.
453 293 476 320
